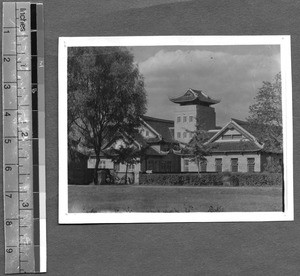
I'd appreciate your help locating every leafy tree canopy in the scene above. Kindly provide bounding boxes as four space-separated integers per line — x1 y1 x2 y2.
182 121 213 174
105 140 144 185
68 47 147 183
247 72 282 152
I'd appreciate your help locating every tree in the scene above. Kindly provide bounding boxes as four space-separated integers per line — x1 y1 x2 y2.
247 72 283 209
182 121 212 175
68 47 147 184
247 72 282 152
106 143 142 185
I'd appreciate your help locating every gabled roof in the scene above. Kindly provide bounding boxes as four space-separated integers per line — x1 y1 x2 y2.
230 118 283 154
98 116 178 157
208 120 262 145
206 119 264 153
142 116 175 143
230 118 257 136
170 88 220 106
103 132 143 150
209 141 262 153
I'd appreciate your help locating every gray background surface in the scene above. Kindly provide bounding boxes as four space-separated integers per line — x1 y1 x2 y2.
1 0 300 275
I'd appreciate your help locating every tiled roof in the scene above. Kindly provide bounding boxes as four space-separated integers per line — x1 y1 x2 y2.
131 132 149 147
142 116 175 143
231 118 283 153
206 131 217 140
146 137 162 143
144 147 165 156
230 118 256 136
210 141 261 153
170 88 220 105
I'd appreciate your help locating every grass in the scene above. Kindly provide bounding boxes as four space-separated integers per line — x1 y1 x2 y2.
68 185 283 213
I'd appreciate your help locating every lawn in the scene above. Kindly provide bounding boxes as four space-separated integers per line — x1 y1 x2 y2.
68 185 283 213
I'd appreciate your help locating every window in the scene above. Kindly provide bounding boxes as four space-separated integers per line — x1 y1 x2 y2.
99 160 106 168
232 134 242 140
215 158 222 172
184 159 189 172
200 160 207 172
221 134 243 140
177 132 181 138
247 158 255 172
177 116 181 123
145 130 149 137
183 132 187 138
189 116 193 122
128 164 135 170
183 116 187 123
114 162 120 171
231 158 238 172
166 161 172 172
222 135 232 140
148 160 154 171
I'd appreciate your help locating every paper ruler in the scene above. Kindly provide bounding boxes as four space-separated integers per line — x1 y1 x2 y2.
2 2 46 274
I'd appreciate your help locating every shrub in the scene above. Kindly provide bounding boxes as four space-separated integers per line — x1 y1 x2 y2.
139 172 282 187
208 205 224 212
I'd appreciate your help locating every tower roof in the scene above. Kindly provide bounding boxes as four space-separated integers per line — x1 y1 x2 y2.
170 88 220 106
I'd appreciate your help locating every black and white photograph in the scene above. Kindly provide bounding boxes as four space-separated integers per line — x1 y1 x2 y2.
59 36 293 223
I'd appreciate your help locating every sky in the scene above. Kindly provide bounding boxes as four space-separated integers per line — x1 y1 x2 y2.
129 45 280 127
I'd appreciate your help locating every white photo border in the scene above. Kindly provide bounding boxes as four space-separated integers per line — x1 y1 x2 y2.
59 36 293 224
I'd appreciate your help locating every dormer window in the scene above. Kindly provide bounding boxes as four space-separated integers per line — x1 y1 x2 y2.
232 134 242 139
221 134 243 140
222 135 231 140
145 130 149 137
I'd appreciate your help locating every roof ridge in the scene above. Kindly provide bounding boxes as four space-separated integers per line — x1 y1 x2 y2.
231 118 248 124
142 115 174 124
170 89 220 105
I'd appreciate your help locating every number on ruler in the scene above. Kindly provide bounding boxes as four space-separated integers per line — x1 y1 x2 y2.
22 202 29 208
6 248 13 254
6 220 13 226
4 84 11 89
3 57 10 62
4 139 12 143
5 166 12 171
4 112 11 116
21 131 28 137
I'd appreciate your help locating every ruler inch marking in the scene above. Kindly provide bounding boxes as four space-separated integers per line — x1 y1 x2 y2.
3 2 45 274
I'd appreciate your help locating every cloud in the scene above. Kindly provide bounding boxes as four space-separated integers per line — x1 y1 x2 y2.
138 48 280 126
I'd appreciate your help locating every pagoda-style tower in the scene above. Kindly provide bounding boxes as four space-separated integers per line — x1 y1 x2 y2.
170 88 220 143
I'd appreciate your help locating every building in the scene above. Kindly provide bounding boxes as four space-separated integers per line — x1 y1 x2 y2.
70 87 282 185
171 89 282 173
87 116 181 183
170 88 220 144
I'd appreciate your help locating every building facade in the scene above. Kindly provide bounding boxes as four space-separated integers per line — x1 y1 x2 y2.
170 88 220 144
171 89 282 173
80 88 282 184
87 116 181 183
